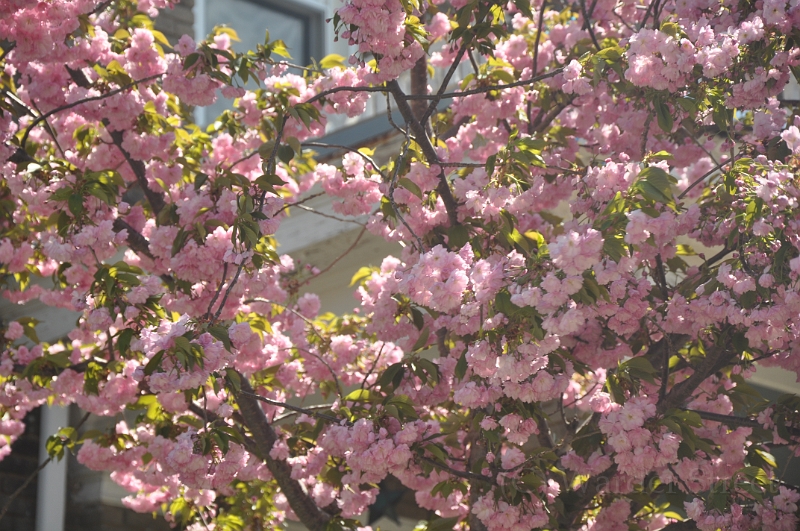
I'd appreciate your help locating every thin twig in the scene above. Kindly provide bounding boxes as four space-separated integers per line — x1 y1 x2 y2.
304 85 389 106
419 456 495 484
309 226 368 280
272 403 339 423
243 297 327 344
211 262 243 323
301 141 388 180
385 93 409 136
682 126 719 166
677 155 743 200
277 192 326 215
240 390 347 425
637 0 658 30
580 0 602 50
386 80 460 227
532 1 548 76
405 68 565 100
20 74 162 148
387 137 426 252
294 204 366 226
361 342 386 391
421 34 476 123
641 111 654 157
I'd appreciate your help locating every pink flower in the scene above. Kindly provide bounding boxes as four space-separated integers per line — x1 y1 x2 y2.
4 322 24 341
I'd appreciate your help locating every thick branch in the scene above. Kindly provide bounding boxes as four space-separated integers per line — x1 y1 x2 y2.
236 378 330 531
685 408 800 437
657 339 735 414
112 218 154 260
644 334 691 372
466 431 489 531
106 127 165 215
411 56 429 124
386 80 460 227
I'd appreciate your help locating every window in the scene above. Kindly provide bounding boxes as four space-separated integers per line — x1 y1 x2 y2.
195 0 325 124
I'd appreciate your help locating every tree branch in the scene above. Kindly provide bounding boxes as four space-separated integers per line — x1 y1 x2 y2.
419 456 494 484
580 0 602 50
420 35 473 124
386 80 460 228
106 126 166 215
112 218 154 260
657 337 735 414
20 74 161 149
235 378 331 531
404 68 565 100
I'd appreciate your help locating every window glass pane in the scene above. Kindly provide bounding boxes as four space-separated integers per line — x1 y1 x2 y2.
203 0 308 121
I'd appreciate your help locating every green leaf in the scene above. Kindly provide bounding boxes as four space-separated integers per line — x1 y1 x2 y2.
208 325 232 351
416 358 440 385
225 368 241 393
595 46 623 62
344 389 372 402
603 235 626 262
454 351 468 381
426 516 459 531
398 177 423 199
278 144 294 163
655 101 673 133
411 327 431 352
448 225 470 249
68 194 84 218
425 443 448 462
378 362 404 389
144 350 164 375
349 266 376 287
319 53 346 69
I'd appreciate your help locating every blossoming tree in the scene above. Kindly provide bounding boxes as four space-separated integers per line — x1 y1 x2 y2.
1 0 800 529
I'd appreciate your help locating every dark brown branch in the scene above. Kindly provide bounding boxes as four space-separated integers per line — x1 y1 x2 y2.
531 95 575 134
386 80 460 228
211 262 242 322
236 378 331 531
106 127 166 215
112 218 154 260
420 35 474 123
654 254 669 299
405 68 565 100
657 338 735 414
580 0 602 50
239 390 343 425
411 55 430 124
532 1 548 78
659 523 698 531
637 0 658 29
562 465 618 529
644 335 691 373
419 456 494 484
685 408 800 436
20 74 162 149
